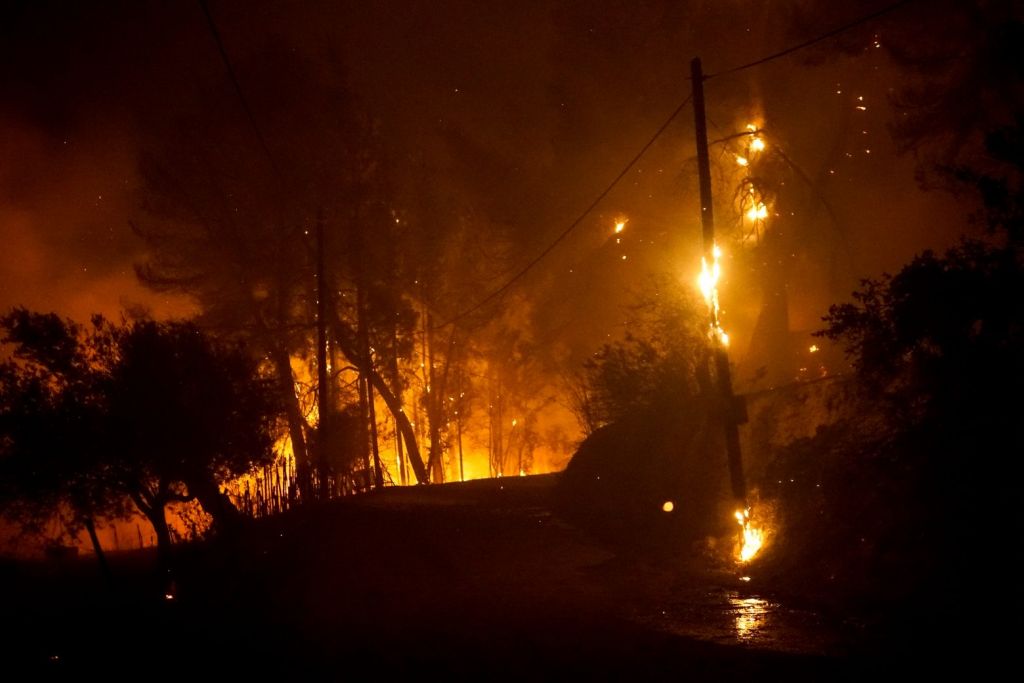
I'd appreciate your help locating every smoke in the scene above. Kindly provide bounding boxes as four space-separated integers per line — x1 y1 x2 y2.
0 0 977 361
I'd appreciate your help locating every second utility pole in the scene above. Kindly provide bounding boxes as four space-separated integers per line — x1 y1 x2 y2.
690 57 747 506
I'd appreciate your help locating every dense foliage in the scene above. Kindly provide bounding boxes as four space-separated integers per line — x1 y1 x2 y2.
0 311 280 559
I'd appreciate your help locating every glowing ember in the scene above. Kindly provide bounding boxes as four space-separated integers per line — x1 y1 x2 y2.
750 137 766 153
614 219 627 234
735 155 749 167
735 508 764 563
809 344 820 353
662 500 674 512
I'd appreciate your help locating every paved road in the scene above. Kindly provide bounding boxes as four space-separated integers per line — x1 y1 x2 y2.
3 474 864 678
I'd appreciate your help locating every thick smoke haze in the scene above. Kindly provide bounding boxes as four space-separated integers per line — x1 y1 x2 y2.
1 0 975 362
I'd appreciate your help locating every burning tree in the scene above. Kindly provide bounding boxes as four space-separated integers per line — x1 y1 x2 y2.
133 45 431 493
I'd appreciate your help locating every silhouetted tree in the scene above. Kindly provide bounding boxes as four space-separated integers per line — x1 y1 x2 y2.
0 317 124 574
0 311 280 567
569 275 709 432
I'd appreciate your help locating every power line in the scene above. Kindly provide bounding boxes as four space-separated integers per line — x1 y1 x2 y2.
197 0 280 177
433 92 694 330
707 0 917 78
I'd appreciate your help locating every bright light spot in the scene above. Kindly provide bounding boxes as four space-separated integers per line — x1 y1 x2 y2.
614 218 627 234
809 344 820 353
731 596 770 640
739 576 752 582
735 508 764 563
745 203 768 221
735 155 749 167
662 500 674 513
511 418 518 427
750 137 766 153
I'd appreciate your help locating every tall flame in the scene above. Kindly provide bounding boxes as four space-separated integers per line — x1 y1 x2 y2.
697 244 729 347
735 508 764 563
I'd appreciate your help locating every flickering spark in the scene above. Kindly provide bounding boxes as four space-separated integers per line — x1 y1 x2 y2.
614 218 627 234
750 137 766 153
809 344 820 353
662 500 674 512
735 155 749 167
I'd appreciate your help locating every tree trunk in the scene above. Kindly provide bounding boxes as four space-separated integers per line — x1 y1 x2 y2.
150 508 172 570
271 344 312 499
129 490 173 573
82 517 112 585
187 476 244 534
366 366 428 484
316 211 331 500
391 323 407 485
327 310 429 484
426 313 443 482
356 283 383 489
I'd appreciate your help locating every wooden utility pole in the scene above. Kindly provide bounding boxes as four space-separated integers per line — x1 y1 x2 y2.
690 57 747 505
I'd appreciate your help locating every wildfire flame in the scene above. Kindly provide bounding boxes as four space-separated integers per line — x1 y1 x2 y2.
735 508 764 563
697 244 729 347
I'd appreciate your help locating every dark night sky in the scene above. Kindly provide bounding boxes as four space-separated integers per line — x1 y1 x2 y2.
0 0 977 364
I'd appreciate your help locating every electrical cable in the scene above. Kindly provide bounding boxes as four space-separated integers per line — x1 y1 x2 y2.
432 92 694 330
707 0 916 78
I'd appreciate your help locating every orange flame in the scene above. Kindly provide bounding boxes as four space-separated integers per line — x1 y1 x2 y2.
735 508 764 563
